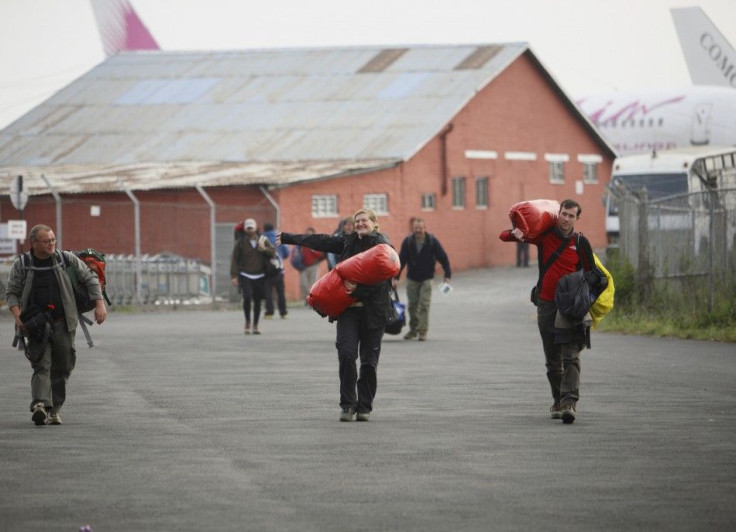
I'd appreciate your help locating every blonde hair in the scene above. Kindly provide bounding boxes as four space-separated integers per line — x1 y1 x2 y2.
352 208 379 231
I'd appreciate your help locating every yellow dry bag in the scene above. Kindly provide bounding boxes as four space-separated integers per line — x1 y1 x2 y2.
590 254 614 328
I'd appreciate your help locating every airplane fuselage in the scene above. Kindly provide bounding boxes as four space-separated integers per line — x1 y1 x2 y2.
577 86 736 155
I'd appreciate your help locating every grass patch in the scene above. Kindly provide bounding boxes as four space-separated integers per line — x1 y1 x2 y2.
596 250 736 343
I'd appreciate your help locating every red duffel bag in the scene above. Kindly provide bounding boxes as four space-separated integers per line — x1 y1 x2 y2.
307 243 401 318
306 269 356 318
334 243 400 285
509 199 560 240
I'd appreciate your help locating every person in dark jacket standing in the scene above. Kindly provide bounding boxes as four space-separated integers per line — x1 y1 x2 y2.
262 222 289 319
395 218 451 341
277 209 396 422
230 218 275 335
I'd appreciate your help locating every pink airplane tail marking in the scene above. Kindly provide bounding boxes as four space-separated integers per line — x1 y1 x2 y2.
90 0 159 56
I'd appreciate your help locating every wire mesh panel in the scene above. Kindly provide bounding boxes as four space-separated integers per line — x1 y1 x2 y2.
613 186 736 312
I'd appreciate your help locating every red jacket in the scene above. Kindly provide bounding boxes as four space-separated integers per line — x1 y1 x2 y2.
301 247 324 267
500 228 591 302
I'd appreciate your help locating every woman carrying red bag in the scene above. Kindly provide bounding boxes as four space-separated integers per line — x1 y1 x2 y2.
277 209 397 422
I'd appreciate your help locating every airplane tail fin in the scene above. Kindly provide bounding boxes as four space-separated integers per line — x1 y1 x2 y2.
90 0 160 56
671 7 736 88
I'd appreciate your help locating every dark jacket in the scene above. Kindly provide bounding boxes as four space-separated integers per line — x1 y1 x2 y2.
230 232 275 277
281 230 397 328
397 233 451 282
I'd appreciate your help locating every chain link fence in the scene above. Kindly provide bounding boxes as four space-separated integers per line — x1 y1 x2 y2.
1 195 275 307
613 186 736 311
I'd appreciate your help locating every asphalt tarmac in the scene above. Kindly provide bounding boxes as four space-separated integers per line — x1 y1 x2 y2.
1 266 735 532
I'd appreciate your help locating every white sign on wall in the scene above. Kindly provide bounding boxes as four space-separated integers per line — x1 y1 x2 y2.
7 220 27 239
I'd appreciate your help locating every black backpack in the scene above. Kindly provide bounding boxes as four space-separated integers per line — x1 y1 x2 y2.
20 249 109 347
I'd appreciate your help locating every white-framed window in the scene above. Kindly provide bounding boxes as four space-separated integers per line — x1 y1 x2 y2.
452 177 466 208
475 176 489 208
311 194 338 217
583 163 598 183
363 193 388 215
545 153 568 184
549 161 565 183
577 154 602 184
421 193 436 210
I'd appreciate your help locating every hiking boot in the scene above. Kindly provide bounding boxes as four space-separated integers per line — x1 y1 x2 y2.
550 403 563 419
31 403 47 426
561 402 577 424
339 408 356 422
356 412 371 422
418 331 427 341
48 411 63 425
403 330 417 340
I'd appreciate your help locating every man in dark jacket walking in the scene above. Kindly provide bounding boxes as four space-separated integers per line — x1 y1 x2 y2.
395 218 451 341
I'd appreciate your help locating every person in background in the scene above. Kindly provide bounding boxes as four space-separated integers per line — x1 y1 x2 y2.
297 227 325 302
395 218 451 341
5 224 107 426
277 210 396 422
327 217 355 271
499 199 596 424
231 218 275 335
517 241 530 267
262 222 289 319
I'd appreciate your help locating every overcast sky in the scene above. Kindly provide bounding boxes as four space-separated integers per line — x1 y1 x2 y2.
1 0 735 129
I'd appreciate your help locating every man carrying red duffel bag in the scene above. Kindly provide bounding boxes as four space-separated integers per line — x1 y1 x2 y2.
277 209 397 423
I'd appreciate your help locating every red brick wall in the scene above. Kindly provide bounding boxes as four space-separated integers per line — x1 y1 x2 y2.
1 51 613 302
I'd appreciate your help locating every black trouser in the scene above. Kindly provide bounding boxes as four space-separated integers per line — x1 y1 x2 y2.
335 307 384 413
264 274 287 316
239 276 266 326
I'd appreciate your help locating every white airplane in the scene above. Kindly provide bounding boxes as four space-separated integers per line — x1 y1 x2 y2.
576 86 736 156
86 1 736 157
576 7 736 155
671 6 736 89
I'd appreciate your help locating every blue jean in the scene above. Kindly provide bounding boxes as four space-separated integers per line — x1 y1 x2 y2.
335 307 384 413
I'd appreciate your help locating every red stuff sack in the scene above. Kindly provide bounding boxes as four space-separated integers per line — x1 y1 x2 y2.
307 244 401 319
334 244 400 284
509 199 560 240
306 269 356 318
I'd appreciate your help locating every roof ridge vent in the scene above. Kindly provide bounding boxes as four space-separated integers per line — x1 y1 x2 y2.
358 48 409 73
455 45 502 70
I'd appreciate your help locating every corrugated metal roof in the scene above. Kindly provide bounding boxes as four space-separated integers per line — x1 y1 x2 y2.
0 43 547 194
1 159 400 196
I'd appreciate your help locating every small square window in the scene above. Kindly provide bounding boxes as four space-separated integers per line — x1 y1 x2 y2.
549 162 565 183
363 193 388 215
311 195 338 217
421 193 436 210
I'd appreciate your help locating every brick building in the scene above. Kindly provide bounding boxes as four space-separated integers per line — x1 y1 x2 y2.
0 44 615 301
